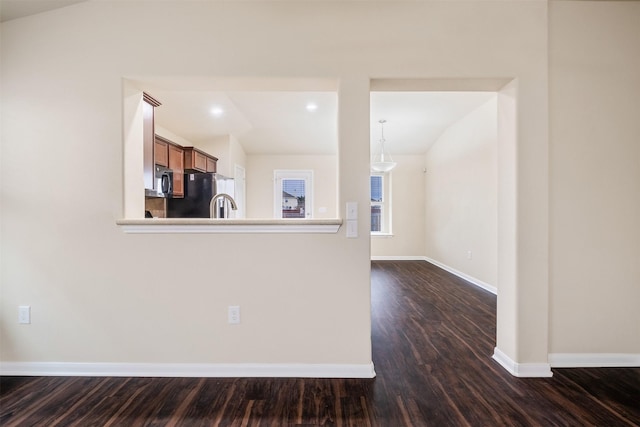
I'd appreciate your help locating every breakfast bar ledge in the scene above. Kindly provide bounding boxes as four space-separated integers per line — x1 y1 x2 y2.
116 218 343 234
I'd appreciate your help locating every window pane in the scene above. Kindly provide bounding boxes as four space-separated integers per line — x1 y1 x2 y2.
371 205 382 232
370 175 383 202
282 179 305 218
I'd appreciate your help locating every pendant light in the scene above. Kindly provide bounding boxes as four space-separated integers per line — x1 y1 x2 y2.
371 119 397 172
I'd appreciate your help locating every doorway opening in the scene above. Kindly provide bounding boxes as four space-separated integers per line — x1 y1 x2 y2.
369 78 517 371
274 170 314 219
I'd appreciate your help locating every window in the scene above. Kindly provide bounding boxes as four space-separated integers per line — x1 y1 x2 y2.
370 173 391 234
274 170 313 219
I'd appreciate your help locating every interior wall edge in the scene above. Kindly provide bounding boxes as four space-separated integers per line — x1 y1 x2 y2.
492 348 553 378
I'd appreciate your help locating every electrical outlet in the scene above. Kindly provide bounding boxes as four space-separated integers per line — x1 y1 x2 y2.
228 305 240 324
18 306 31 324
467 250 473 260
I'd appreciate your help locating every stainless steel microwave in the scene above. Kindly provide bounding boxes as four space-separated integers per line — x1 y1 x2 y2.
145 165 173 198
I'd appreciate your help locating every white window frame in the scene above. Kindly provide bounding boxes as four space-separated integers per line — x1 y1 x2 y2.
274 170 314 219
370 172 392 235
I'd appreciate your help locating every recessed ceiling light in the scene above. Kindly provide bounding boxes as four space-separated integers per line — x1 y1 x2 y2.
306 103 318 112
211 107 224 117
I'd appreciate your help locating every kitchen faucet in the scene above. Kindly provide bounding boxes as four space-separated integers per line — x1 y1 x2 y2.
209 193 238 218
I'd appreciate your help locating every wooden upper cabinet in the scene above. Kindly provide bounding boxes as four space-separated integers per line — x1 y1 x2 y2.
168 143 184 198
206 156 217 173
194 151 207 172
184 147 217 173
155 135 185 198
154 138 169 167
151 137 218 199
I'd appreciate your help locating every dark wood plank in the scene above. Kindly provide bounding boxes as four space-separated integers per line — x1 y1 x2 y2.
1 261 639 426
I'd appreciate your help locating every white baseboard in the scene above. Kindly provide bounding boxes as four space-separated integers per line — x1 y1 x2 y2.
549 353 640 368
423 257 497 295
0 362 376 378
492 348 553 378
370 256 497 295
371 255 425 261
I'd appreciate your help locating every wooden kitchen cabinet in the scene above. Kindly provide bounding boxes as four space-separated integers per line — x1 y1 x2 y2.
155 135 185 198
206 156 217 173
168 143 184 197
151 139 219 198
184 147 217 173
154 138 169 167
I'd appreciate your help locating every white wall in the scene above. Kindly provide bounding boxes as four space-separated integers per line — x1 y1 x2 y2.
156 127 247 177
1 0 555 373
155 125 197 149
246 154 337 219
495 79 519 363
370 155 426 258
199 134 247 178
424 97 498 287
201 135 231 174
549 2 640 357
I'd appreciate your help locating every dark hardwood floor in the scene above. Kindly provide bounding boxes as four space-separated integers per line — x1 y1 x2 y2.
2 260 639 426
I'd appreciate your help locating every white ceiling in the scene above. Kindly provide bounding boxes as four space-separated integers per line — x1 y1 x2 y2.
153 90 340 155
371 91 496 155
152 89 496 155
0 0 87 22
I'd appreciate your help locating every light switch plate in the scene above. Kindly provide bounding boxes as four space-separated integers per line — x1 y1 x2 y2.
346 202 358 220
18 305 31 324
228 305 240 324
346 220 358 238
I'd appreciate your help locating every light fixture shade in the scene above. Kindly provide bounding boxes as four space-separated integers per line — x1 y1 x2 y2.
371 161 397 172
371 119 397 172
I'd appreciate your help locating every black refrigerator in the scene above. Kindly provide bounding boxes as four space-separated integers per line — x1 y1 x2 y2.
167 173 215 218
167 172 235 218
167 172 213 218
